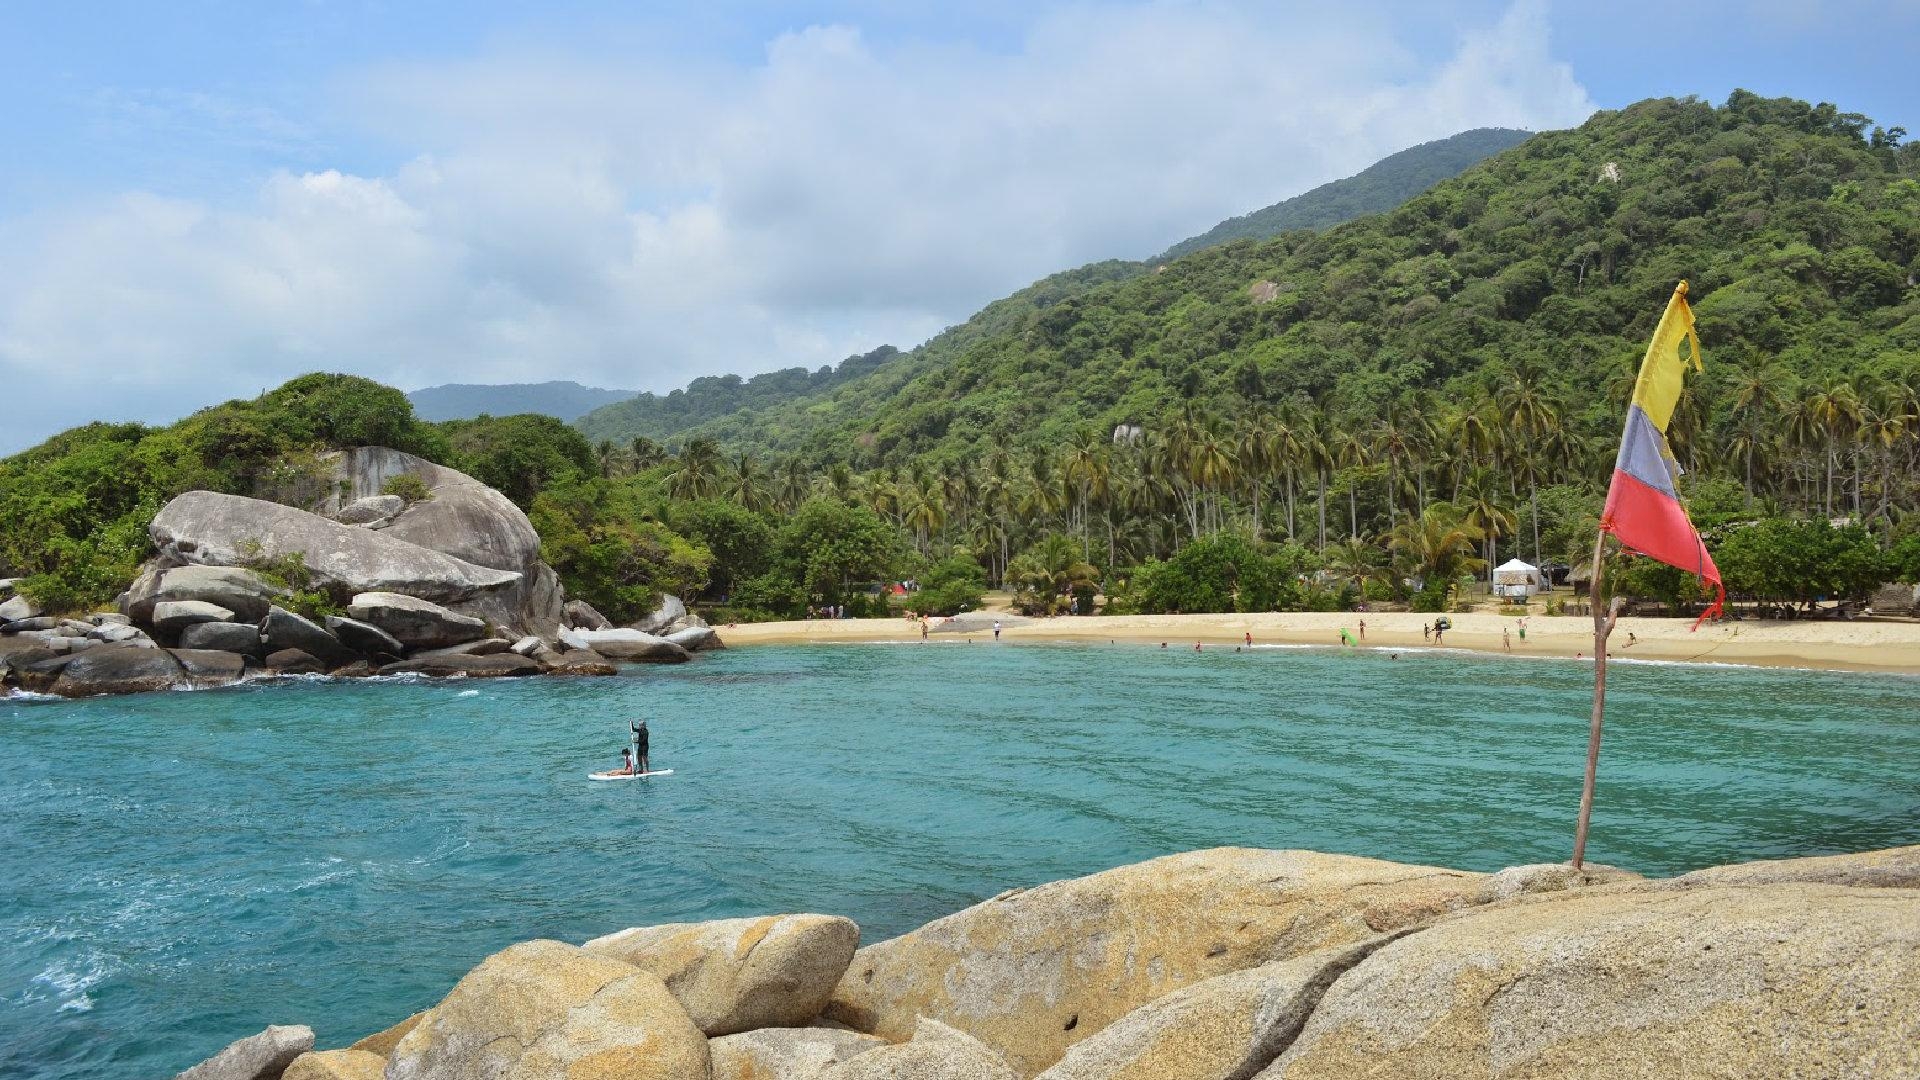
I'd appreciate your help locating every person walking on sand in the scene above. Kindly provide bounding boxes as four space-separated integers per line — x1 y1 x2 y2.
1244 631 1252 647
1503 627 1512 652
1518 618 1527 643
993 620 1002 641
921 619 929 642
1422 621 1432 643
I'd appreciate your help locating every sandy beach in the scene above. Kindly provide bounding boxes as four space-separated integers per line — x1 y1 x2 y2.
718 610 1920 675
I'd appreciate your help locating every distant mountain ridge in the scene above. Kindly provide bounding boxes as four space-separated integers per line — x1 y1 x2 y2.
407 381 633 422
575 345 905 445
1152 127 1534 262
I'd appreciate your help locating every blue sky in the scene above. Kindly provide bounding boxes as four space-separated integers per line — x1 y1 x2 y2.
2 1 1916 450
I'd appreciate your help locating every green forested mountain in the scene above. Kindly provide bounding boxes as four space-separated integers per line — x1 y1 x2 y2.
407 380 633 422
1152 127 1534 262
575 345 902 445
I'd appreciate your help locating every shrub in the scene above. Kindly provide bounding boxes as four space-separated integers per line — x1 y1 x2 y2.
380 473 434 505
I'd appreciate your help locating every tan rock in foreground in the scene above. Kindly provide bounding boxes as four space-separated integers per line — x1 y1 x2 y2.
824 849 1486 1078
280 1049 383 1080
586 914 859 1036
1033 938 1398 1080
1660 843 1920 891
1262 882 1920 1079
385 939 708 1080
820 1019 1015 1080
346 1011 423 1057
710 1027 889 1080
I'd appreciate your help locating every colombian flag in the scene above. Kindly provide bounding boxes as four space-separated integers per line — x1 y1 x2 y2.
1599 281 1725 627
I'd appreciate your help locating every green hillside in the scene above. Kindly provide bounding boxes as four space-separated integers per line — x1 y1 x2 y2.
575 345 903 445
407 380 633 422
675 93 1918 475
1153 127 1534 262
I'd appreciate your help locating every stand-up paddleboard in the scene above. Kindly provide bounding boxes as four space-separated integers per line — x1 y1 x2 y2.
588 769 674 782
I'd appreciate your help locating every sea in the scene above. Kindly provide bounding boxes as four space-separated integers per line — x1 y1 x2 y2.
4 642 1918 1080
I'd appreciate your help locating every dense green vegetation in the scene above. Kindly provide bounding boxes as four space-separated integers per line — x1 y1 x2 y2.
1153 127 1535 261
406 380 634 423
5 94 1918 624
575 346 903 445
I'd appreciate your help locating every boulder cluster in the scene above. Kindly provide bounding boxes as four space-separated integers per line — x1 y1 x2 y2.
178 844 1920 1080
0 448 720 698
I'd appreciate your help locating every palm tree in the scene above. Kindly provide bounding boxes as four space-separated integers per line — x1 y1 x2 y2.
775 456 811 513
1063 426 1109 558
1459 470 1517 588
1725 361 1784 504
1389 506 1485 586
666 437 723 500
728 452 770 511
1324 537 1381 595
1295 405 1334 551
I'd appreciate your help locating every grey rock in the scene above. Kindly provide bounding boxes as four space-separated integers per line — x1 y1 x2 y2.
346 592 486 650
175 1024 314 1080
152 600 238 636
150 491 520 604
3 616 60 633
631 594 687 634
88 622 150 644
50 644 187 697
170 649 248 686
335 493 404 526
0 577 18 597
378 652 543 678
1 640 60 684
0 594 43 622
10 629 82 653
711 1028 888 1080
509 635 544 657
59 618 97 634
542 650 618 677
1475 862 1643 904
88 612 132 626
264 648 327 675
13 652 79 693
179 622 266 657
560 627 691 663
665 625 722 651
261 607 356 667
412 637 513 659
123 565 289 624
563 599 612 630
329 660 375 678
323 616 405 658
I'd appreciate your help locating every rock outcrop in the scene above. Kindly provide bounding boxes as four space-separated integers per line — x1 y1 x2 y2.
825 849 1486 1077
1262 882 1920 1078
585 914 861 1036
50 644 188 697
280 1050 383 1080
563 599 612 630
710 1028 888 1080
384 939 709 1080
560 628 691 662
378 653 544 678
346 593 486 650
175 1024 314 1080
180 621 266 657
632 594 687 634
152 600 237 637
821 1018 1016 1080
261 607 357 668
124 565 287 624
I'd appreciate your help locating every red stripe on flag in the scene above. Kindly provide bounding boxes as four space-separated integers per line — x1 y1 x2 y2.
1601 468 1725 627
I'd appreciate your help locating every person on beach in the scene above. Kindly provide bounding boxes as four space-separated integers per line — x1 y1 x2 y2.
1434 621 1445 644
1244 631 1253 647
1518 619 1527 643
1194 641 1202 652
993 620 1002 641
1422 622 1431 643
631 719 650 774
1503 627 1512 652
1358 619 1366 641
1626 631 1638 648
1338 628 1355 647
921 620 929 642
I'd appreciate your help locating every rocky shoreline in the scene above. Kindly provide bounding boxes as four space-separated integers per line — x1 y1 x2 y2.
177 844 1920 1080
0 447 721 698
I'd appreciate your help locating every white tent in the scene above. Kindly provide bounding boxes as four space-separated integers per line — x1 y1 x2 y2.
1492 558 1544 598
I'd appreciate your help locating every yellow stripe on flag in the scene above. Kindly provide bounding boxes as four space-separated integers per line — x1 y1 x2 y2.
1629 280 1702 431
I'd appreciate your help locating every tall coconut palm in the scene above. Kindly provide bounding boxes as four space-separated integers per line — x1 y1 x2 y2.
728 452 770 512
666 437 723 500
1389 506 1484 585
1459 470 1518 587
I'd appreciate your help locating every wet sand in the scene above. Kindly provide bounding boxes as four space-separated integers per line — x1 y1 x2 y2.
718 611 1920 675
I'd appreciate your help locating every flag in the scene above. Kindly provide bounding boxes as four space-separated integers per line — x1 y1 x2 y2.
1599 280 1725 627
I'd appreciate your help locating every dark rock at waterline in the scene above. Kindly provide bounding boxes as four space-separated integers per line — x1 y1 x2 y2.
2 616 61 633
413 638 513 659
378 653 543 678
264 648 328 675
2 643 62 688
330 660 375 679
49 644 187 697
542 650 619 677
175 1023 314 1080
262 607 357 668
347 592 487 650
180 621 266 657
171 649 249 687
324 616 406 658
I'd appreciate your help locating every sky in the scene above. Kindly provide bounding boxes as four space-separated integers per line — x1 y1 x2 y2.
2 0 1917 452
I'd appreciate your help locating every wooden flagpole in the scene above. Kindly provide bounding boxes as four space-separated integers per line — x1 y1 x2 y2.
1571 529 1623 869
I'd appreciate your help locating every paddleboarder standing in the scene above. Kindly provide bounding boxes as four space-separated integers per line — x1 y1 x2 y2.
631 719 651 775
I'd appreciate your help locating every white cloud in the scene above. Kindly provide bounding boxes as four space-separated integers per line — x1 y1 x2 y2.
0 1 1593 451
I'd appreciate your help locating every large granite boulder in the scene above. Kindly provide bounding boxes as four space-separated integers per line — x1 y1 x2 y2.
541 650 619 677
825 849 1487 1077
50 644 186 697
318 448 564 636
347 592 486 650
10 652 78 693
280 1050 383 1080
323 616 405 658
149 491 520 604
631 594 687 634
1473 861 1642 904
347 1012 424 1056
335 494 404 527
125 565 288 624
152 600 237 637
711 1028 889 1080
585 914 861 1036
560 628 691 663
1034 939 1394 1080
89 622 150 644
0 594 43 622
563 599 612 630
378 653 543 678
261 607 356 667
265 649 328 675
175 1024 313 1080
1262 882 1920 1079
180 621 266 657
821 1018 1016 1080
385 939 708 1080
171 649 249 687
1657 844 1920 891
664 625 722 652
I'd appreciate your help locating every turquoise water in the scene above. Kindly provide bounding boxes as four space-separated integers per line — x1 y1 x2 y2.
4 643 1918 1079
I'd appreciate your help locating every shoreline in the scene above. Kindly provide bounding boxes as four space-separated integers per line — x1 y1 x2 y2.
718 611 1920 675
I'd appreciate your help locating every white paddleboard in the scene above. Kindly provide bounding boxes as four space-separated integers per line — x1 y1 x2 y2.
587 769 674 782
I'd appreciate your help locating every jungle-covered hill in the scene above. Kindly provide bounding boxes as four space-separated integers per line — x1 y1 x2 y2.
1152 127 1534 261
407 380 632 423
650 93 1919 468
573 128 1529 447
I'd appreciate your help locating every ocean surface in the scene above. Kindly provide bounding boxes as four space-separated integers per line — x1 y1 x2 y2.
4 642 1918 1080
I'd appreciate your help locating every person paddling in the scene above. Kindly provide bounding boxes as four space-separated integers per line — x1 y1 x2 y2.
631 719 651 775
